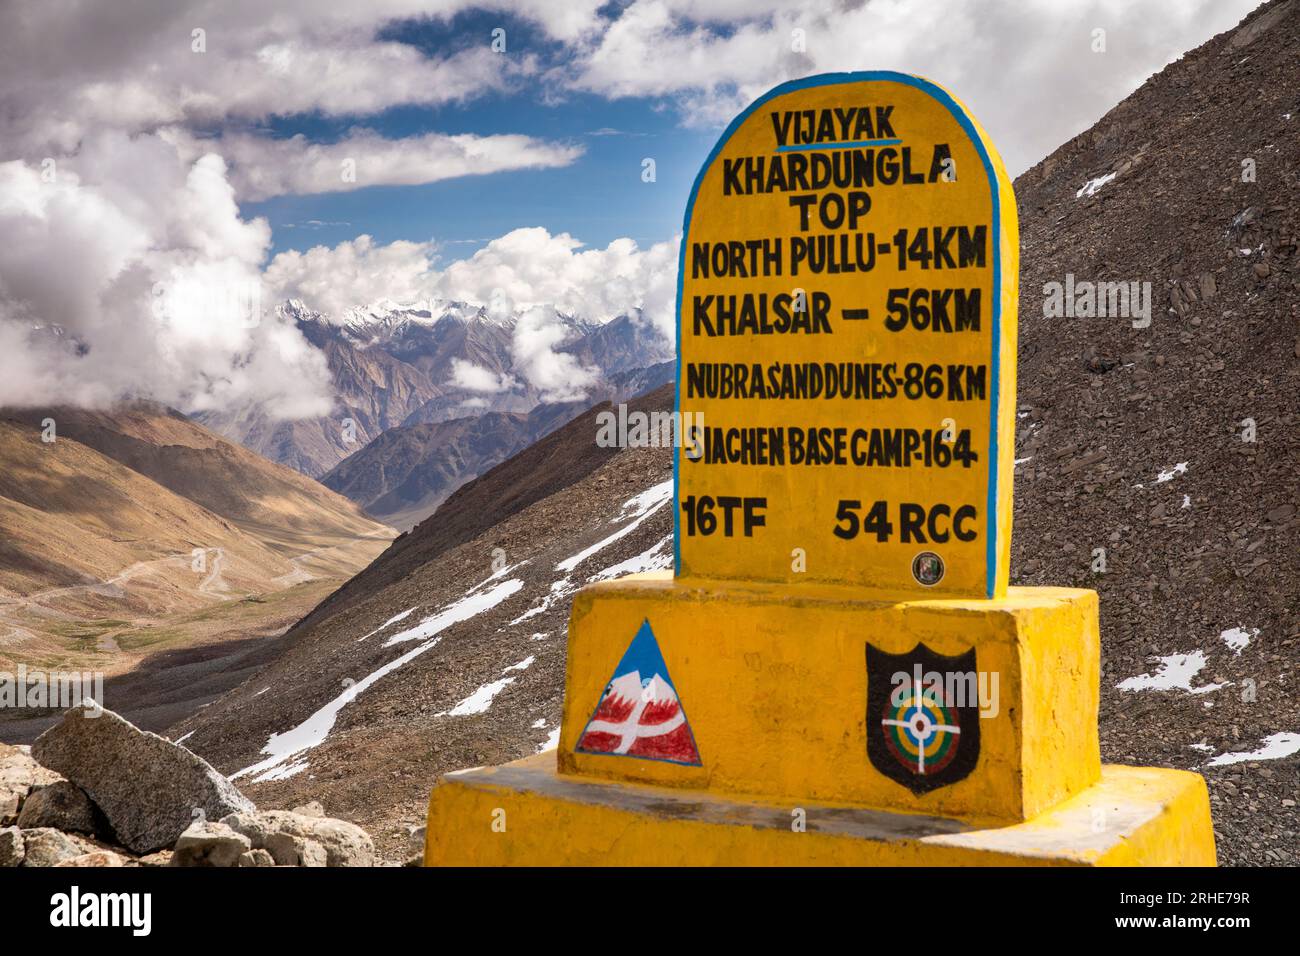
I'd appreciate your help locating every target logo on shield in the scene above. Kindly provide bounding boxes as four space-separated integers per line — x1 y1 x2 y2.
866 643 982 795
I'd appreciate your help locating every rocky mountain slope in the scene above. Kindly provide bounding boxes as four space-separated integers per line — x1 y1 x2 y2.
320 364 674 529
198 300 674 479
165 2 1296 866
169 386 674 860
320 400 588 529
1009 0 1298 865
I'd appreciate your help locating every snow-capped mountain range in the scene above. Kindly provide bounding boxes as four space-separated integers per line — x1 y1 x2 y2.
194 297 674 512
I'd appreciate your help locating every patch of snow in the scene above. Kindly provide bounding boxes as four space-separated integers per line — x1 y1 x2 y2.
588 534 672 582
173 731 194 746
1014 456 1033 467
232 574 524 782
1155 461 1188 484
256 757 309 782
530 632 549 641
253 687 269 697
555 480 672 574
531 718 547 729
1220 626 1258 656
358 607 418 643
1116 651 1227 695
503 655 535 672
1207 732 1300 767
1182 495 1191 509
384 578 523 647
537 726 561 753
441 676 516 717
510 482 673 628
509 602 550 626
1189 741 1214 753
1076 171 1117 198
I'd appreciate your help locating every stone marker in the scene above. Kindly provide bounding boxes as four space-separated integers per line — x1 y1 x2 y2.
32 702 254 855
423 72 1216 867
675 73 1016 598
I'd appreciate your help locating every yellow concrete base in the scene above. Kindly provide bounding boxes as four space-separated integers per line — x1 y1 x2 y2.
561 574 1101 825
425 753 1216 867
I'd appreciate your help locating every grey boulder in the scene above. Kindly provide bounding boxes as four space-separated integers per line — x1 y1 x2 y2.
1 742 61 826
264 832 328 867
237 848 275 867
32 702 254 854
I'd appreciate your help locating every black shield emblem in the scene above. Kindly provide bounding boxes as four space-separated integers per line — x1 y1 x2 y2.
866 642 981 795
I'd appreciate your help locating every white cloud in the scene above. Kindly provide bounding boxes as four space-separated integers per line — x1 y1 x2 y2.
563 0 1262 175
448 358 518 394
438 228 679 340
0 2 545 155
264 227 680 341
510 307 601 403
262 236 441 321
168 127 581 201
0 136 332 416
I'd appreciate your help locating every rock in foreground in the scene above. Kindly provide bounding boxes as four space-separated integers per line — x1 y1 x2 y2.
32 703 254 854
222 810 374 867
17 780 108 837
171 820 251 867
1 743 61 826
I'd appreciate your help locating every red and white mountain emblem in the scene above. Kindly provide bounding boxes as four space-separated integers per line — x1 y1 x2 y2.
576 620 702 765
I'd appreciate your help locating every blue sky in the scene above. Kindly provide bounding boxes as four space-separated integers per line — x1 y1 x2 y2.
244 8 717 259
249 92 716 258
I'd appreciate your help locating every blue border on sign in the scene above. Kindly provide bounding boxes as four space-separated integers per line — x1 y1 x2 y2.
672 70 1004 599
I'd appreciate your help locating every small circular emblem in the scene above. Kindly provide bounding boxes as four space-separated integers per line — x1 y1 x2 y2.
911 551 945 586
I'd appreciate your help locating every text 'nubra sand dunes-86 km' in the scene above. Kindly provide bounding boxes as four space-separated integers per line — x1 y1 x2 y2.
0 0 1295 942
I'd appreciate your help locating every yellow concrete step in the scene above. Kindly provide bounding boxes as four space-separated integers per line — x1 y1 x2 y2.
425 754 1215 867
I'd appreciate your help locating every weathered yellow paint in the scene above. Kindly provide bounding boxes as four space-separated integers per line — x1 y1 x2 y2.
676 72 1020 598
425 756 1215 867
559 572 1097 825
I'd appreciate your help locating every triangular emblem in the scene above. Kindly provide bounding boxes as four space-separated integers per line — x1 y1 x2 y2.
575 620 702 766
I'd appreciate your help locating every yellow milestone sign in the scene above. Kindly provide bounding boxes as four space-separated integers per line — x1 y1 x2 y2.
426 72 1217 870
674 71 1019 598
